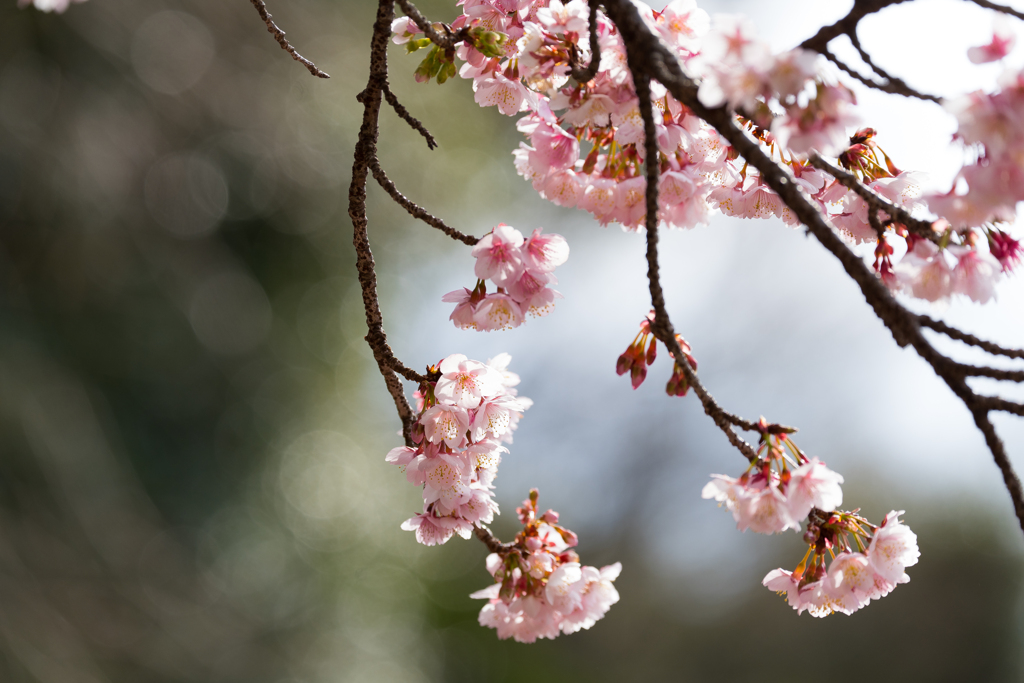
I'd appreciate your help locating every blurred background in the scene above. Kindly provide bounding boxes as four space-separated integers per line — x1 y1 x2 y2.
1 0 1023 680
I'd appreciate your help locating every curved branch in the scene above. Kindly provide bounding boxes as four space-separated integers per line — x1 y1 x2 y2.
846 32 940 103
630 55 760 463
818 45 941 103
395 0 468 50
474 524 514 554
570 2 603 83
918 315 1024 359
249 0 330 78
369 160 480 245
799 0 910 53
809 153 939 242
383 85 438 149
349 0 421 446
967 0 1024 20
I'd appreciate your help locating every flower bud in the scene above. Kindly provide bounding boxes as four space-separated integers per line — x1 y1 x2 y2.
616 352 633 376
630 362 647 389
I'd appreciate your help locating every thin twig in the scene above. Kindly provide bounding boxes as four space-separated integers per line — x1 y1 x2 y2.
249 0 330 79
967 0 1024 20
383 85 438 149
819 46 941 103
570 2 603 83
395 0 467 50
918 315 1024 359
630 61 760 463
846 32 940 103
809 152 938 242
369 160 480 245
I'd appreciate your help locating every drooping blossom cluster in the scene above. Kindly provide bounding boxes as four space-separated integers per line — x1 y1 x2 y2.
395 0 1022 306
763 509 919 617
702 425 919 616
833 129 1013 304
616 310 697 396
919 39 1024 300
701 424 844 534
386 353 531 545
17 0 85 12
470 489 621 642
443 224 569 330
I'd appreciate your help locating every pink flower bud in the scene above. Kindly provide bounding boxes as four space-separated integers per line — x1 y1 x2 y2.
630 362 647 389
616 352 633 376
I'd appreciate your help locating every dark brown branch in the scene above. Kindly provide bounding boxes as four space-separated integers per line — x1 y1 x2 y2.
349 0 419 446
249 0 330 78
971 407 1024 524
818 46 941 103
602 0 1024 535
980 396 1024 416
968 0 1024 20
797 0 941 102
960 364 1024 382
383 85 438 149
570 2 603 83
474 525 514 554
799 0 910 54
350 1 508 556
919 315 1024 359
845 33 939 103
369 160 480 245
809 152 939 242
629 56 760 463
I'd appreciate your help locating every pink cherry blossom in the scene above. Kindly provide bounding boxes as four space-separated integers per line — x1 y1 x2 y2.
867 510 920 582
895 239 954 302
522 228 570 273
736 483 799 534
442 288 479 329
967 18 1016 64
950 245 1002 303
473 224 526 286
786 458 844 521
473 292 526 331
420 404 470 448
436 353 503 407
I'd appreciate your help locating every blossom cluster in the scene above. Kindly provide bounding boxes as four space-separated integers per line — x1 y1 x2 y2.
764 509 919 617
443 224 569 330
395 0 1022 306
703 427 918 616
616 310 697 395
386 353 531 545
471 489 621 642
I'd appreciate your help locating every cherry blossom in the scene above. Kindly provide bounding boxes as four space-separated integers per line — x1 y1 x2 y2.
967 17 1016 64
470 490 621 642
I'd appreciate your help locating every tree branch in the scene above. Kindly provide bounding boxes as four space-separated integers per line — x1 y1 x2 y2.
918 315 1024 359
630 50 761 463
569 1 603 83
249 0 330 78
808 152 939 242
967 0 1024 20
369 159 480 245
383 85 438 150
